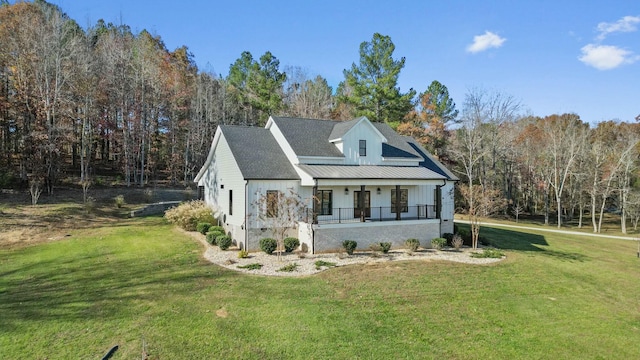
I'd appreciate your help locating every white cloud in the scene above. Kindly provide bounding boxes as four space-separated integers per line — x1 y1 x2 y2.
596 15 640 40
578 44 639 70
466 31 506 53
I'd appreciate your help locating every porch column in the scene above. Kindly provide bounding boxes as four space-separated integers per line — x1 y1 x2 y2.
359 185 365 222
435 185 442 219
312 185 318 224
395 185 401 220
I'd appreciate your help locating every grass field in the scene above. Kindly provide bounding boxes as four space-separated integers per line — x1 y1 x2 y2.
1 213 639 359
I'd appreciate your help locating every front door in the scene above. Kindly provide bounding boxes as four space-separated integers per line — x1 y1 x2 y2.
354 191 370 219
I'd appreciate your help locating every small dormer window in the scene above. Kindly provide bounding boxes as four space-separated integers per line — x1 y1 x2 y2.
359 140 366 156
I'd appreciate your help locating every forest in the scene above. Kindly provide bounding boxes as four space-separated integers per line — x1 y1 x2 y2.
1 1 639 233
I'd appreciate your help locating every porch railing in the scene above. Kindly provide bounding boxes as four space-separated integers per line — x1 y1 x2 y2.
306 205 437 224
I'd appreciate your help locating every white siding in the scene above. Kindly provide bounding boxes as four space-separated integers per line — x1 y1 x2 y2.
198 132 247 245
340 121 384 165
246 180 306 228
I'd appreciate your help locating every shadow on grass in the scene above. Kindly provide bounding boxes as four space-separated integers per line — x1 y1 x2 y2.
0 242 236 333
456 223 589 262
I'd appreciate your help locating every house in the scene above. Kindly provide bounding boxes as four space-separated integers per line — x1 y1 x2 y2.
194 116 457 253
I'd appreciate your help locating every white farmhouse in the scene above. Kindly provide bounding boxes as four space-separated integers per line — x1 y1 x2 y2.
195 116 457 253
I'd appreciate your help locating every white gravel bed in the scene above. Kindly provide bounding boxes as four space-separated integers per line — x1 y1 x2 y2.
185 231 504 277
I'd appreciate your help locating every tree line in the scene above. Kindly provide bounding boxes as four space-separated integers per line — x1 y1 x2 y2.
0 2 426 196
1 0 639 236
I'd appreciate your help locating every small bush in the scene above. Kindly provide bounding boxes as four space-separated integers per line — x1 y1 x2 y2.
277 263 299 272
208 225 224 233
114 195 126 208
284 237 300 252
164 200 215 231
443 233 454 243
260 238 278 255
431 237 447 250
405 238 420 252
238 249 249 258
314 260 336 270
144 188 154 202
452 234 463 250
470 247 504 258
206 231 223 245
217 235 232 250
342 240 357 255
379 242 392 254
196 222 212 235
238 263 262 270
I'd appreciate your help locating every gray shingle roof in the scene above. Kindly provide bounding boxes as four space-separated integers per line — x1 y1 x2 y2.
271 116 422 160
270 117 344 157
404 137 459 181
297 164 447 180
372 123 422 159
220 125 299 180
328 117 363 141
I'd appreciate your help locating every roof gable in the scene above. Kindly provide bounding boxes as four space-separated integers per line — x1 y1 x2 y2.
220 125 299 180
329 116 386 143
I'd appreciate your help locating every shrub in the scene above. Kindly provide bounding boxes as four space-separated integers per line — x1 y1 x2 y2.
164 200 215 231
217 235 232 250
443 233 454 243
144 188 154 202
206 231 223 245
452 234 463 250
114 195 126 208
277 263 299 272
470 247 504 258
238 263 262 270
379 242 392 254
284 237 300 252
453 223 459 234
208 225 224 233
238 249 249 258
314 260 336 270
431 237 447 250
196 222 212 235
342 240 357 255
405 238 420 252
260 238 278 255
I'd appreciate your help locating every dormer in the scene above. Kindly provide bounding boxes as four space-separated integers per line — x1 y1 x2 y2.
328 117 387 165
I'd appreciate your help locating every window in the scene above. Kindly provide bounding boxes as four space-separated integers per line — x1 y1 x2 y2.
359 140 366 156
391 189 408 213
317 190 332 215
266 190 279 218
229 190 233 215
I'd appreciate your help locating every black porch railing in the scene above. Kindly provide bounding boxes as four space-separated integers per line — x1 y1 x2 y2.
306 205 437 224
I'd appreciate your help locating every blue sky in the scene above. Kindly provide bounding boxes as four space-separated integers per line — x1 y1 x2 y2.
51 0 639 123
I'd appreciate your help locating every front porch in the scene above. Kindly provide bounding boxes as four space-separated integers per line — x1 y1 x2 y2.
307 205 437 224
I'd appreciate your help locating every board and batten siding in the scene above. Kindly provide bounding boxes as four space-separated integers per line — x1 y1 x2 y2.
339 121 385 165
198 132 247 237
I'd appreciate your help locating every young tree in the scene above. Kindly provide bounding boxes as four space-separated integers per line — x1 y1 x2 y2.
254 188 309 260
339 33 415 123
450 88 518 248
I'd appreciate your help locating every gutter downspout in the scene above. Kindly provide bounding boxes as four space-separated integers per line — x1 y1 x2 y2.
311 179 317 254
244 180 248 251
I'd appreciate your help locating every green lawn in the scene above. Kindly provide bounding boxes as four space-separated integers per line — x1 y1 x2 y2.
1 217 639 359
